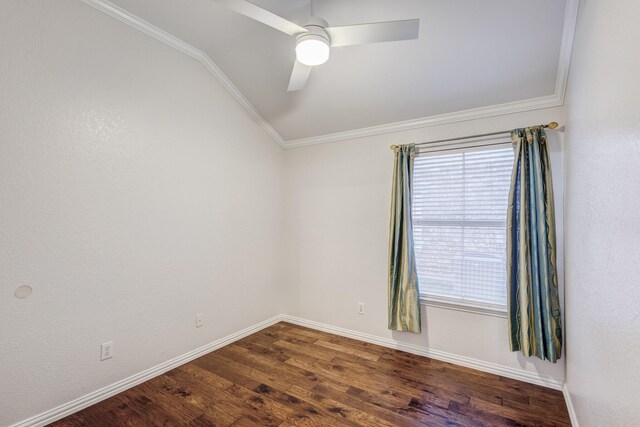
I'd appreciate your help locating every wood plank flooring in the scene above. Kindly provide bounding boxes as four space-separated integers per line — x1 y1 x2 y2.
50 322 571 426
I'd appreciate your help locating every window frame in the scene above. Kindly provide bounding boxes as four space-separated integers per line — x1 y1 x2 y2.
412 141 513 316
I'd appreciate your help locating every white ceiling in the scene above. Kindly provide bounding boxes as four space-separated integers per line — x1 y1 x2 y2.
105 0 569 143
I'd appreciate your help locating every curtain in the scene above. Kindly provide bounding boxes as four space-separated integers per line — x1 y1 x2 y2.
388 145 421 333
507 126 562 362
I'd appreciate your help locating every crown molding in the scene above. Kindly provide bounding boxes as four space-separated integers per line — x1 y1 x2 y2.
555 0 580 103
282 93 563 148
79 0 578 151
197 55 286 145
78 0 286 148
283 0 579 149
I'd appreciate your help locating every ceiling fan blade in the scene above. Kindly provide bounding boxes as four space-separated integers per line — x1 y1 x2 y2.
212 0 308 36
287 60 312 92
327 19 419 47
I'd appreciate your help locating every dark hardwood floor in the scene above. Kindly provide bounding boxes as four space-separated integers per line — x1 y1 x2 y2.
50 322 571 426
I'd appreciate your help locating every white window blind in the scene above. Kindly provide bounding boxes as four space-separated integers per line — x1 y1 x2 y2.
412 145 514 308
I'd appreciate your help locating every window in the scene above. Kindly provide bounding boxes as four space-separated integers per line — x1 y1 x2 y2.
412 145 514 310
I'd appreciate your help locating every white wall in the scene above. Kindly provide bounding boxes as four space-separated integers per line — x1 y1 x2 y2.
284 107 566 385
0 1 286 425
563 0 640 425
10 1 632 426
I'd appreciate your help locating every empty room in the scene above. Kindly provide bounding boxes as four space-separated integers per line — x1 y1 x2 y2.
1 0 638 426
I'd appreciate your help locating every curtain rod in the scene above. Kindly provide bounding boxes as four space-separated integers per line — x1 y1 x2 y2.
389 122 559 151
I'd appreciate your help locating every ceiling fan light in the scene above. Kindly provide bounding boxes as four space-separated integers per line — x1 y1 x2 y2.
296 36 330 66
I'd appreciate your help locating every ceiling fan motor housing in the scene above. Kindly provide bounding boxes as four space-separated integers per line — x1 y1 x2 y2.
296 17 331 46
295 17 331 66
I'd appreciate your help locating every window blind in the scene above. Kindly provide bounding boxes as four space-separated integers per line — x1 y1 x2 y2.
412 145 514 307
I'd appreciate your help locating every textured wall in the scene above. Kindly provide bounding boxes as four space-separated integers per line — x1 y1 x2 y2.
0 1 285 425
563 0 640 425
284 107 566 385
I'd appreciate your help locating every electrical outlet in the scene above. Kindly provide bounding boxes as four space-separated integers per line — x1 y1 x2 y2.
358 302 365 315
196 313 204 328
101 341 113 361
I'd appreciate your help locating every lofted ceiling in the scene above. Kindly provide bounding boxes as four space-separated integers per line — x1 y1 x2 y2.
95 0 573 145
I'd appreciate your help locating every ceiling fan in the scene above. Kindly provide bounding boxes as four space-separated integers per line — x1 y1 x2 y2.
212 0 420 91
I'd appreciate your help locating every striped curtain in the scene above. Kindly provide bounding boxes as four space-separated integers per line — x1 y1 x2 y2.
388 145 422 333
507 126 562 362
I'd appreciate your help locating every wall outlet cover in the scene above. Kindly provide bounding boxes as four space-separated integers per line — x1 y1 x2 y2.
101 341 113 361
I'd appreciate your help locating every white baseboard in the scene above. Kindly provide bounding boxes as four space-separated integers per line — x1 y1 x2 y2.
11 313 569 426
280 314 564 391
563 383 580 427
9 314 285 427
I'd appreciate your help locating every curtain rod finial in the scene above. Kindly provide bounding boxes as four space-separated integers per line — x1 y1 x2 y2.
390 145 397 151
547 121 559 129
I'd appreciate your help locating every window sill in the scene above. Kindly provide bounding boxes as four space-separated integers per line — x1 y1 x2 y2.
420 296 507 318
